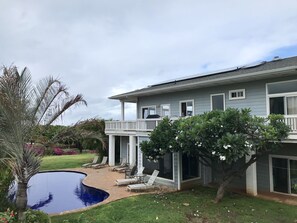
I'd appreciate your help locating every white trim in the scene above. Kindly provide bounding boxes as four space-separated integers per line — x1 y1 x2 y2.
229 89 245 100
140 105 157 119
179 99 195 117
160 104 171 117
210 93 225 111
269 154 297 196
177 152 181 190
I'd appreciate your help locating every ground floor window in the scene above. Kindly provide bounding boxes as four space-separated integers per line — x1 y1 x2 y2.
271 156 297 194
143 153 173 180
182 154 200 180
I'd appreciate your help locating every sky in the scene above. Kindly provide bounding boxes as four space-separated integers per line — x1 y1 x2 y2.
1 0 297 125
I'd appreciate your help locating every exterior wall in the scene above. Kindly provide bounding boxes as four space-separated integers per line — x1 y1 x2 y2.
137 76 297 118
257 143 297 193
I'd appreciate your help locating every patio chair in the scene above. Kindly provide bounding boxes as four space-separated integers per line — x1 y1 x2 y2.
115 160 136 173
82 155 99 167
127 170 159 191
116 167 145 186
91 156 108 169
110 158 127 171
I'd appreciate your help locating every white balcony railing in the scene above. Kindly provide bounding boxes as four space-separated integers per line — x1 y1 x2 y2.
105 116 297 134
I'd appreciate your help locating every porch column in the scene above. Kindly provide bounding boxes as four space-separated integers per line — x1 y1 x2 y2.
121 100 125 121
246 152 257 196
129 135 136 166
108 135 115 166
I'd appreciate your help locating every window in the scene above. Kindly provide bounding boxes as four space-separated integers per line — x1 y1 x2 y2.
267 80 297 115
161 104 170 117
211 94 225 111
182 154 200 180
143 153 173 180
180 100 194 117
271 156 297 195
229 89 245 100
142 106 156 119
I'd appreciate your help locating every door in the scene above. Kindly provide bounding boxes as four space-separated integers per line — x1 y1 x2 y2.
272 157 288 193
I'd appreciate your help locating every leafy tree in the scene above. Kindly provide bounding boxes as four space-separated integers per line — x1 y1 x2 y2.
53 118 107 158
0 66 87 221
141 108 290 203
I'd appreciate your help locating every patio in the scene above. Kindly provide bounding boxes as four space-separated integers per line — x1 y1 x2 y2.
51 166 146 216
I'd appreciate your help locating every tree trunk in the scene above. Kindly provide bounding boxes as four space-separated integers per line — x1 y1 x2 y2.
214 175 235 203
16 182 28 222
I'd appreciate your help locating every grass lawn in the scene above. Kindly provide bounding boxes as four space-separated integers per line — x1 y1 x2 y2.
40 153 95 171
51 186 297 223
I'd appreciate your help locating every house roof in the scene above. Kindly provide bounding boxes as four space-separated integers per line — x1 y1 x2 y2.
110 55 297 102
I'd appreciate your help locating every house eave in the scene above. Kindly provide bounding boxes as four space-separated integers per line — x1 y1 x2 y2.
110 66 297 101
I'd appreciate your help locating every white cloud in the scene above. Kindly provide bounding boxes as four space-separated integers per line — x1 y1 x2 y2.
1 0 297 125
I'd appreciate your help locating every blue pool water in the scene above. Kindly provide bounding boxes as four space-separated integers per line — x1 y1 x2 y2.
10 171 109 214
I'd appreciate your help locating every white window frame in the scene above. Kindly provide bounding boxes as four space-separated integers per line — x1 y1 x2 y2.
269 154 297 196
179 100 194 117
229 89 245 100
140 105 156 119
160 104 171 117
266 80 297 116
210 93 225 111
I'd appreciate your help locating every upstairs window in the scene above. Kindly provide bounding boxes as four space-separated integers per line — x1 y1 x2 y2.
211 94 225 111
229 89 245 100
267 80 297 115
161 104 170 117
180 100 194 117
142 106 156 119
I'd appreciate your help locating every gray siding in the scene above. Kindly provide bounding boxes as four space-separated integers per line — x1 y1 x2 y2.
137 76 297 118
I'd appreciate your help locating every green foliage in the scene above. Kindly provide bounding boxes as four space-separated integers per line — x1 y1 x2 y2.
141 117 179 161
141 108 289 165
0 208 17 223
24 209 50 223
0 165 15 211
141 108 290 201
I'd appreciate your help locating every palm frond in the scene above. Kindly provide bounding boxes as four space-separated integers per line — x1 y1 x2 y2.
46 94 87 125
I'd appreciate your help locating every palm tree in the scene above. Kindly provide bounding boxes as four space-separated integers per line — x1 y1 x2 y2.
0 66 87 221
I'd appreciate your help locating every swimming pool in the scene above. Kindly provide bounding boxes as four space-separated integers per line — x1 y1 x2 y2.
10 171 109 214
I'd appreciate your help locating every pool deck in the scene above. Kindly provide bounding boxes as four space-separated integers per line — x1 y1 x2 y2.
51 166 147 216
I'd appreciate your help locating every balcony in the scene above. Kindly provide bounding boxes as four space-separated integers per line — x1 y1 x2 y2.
105 116 297 138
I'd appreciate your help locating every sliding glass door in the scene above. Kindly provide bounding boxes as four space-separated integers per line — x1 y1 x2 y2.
272 157 297 194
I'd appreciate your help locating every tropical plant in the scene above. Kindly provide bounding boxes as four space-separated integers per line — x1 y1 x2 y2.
53 118 107 158
0 66 87 221
141 108 290 203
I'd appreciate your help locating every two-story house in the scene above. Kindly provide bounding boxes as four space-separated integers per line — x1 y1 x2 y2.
105 55 297 197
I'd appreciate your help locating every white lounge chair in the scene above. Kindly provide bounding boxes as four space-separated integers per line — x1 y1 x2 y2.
116 167 145 186
91 156 108 169
110 158 127 171
82 155 99 167
127 170 159 191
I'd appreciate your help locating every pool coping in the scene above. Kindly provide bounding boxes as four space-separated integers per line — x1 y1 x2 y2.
47 167 144 216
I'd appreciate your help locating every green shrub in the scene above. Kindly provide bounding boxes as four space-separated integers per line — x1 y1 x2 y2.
24 209 50 223
0 208 17 223
0 166 15 211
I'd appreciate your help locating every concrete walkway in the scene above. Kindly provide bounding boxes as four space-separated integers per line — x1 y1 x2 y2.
52 166 142 216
